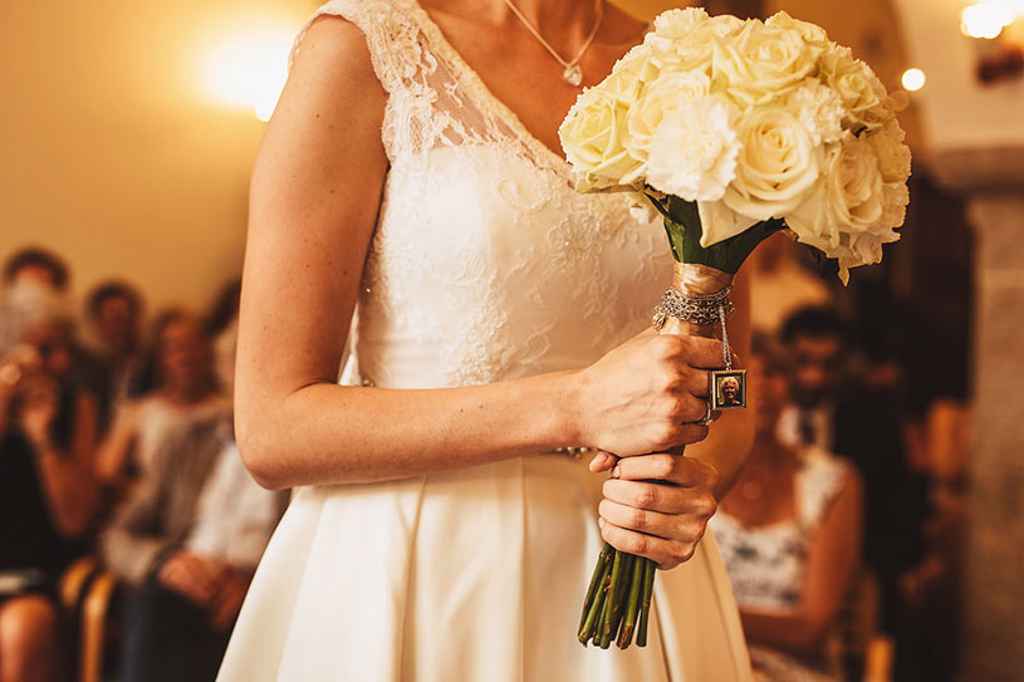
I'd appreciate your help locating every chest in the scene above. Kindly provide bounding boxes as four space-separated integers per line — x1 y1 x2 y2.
425 17 628 157
721 469 798 529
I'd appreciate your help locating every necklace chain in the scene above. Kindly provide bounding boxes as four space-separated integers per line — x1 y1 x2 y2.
500 0 605 84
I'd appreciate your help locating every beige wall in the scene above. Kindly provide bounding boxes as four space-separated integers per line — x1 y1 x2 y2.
1 1 312 314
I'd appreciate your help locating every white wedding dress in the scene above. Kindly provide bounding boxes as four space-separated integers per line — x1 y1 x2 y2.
218 1 751 680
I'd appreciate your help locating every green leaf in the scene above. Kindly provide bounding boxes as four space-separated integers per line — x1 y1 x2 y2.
647 193 785 273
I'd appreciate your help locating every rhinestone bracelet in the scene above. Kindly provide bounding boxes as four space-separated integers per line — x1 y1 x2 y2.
652 286 734 329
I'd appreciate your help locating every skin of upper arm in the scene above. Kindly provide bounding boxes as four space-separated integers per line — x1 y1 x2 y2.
800 467 864 631
96 401 139 482
235 17 388 469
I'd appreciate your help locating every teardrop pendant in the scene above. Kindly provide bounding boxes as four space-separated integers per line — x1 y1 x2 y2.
562 64 583 87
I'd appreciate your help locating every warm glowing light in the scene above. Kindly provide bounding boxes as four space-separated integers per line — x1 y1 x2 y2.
204 28 294 121
901 68 927 92
961 1 1017 39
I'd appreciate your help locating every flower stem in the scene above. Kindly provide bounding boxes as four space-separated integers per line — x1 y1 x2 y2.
600 549 626 647
637 558 656 647
577 548 613 645
617 556 645 649
582 574 610 645
578 543 614 634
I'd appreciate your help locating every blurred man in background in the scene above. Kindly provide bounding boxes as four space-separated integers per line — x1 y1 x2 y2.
778 305 930 680
84 280 146 428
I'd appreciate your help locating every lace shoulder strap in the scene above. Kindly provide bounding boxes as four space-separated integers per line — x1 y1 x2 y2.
796 450 849 529
292 0 520 162
292 1 425 95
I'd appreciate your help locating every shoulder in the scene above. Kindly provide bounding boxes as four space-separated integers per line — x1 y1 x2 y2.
290 10 381 91
799 449 861 524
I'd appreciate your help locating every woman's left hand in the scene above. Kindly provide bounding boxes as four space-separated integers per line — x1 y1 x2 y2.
17 373 59 448
590 452 719 570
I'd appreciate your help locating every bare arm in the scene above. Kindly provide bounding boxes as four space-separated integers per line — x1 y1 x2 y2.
32 392 102 537
95 401 140 485
237 17 723 490
740 468 864 656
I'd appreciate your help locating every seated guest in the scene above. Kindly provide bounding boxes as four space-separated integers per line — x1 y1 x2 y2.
101 414 281 682
84 280 145 427
96 310 228 491
709 340 863 681
0 299 101 682
778 306 928 661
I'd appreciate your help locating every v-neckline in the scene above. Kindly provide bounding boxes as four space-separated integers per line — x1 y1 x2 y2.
402 0 575 175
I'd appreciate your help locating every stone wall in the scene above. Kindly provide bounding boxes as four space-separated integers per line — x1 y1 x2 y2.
963 193 1024 682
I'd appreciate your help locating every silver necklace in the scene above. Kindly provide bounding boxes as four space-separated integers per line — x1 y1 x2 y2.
500 0 605 86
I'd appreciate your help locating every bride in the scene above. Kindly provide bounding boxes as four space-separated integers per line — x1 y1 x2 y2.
218 0 755 679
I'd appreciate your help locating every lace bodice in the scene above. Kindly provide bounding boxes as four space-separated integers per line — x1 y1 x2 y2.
709 451 850 613
294 0 672 388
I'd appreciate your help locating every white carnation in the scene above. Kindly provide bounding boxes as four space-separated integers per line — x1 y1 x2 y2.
787 79 844 145
866 119 912 183
819 44 894 131
646 96 741 204
653 7 710 38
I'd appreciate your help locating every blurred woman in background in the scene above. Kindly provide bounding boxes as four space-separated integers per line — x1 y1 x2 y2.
0 299 101 682
96 310 228 492
710 339 863 681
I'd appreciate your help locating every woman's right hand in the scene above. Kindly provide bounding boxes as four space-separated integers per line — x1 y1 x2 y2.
572 330 725 458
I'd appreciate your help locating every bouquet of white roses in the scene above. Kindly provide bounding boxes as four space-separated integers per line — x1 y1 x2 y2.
560 8 910 650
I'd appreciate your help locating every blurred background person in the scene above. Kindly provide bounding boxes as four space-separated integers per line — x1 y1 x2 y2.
778 305 930 679
0 248 70 356
84 279 146 429
710 337 863 681
101 285 281 682
95 309 228 494
0 293 102 682
748 234 831 338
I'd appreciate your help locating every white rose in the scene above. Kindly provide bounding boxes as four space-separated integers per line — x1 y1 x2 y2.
787 78 844 145
559 87 643 191
765 11 829 47
788 133 883 241
723 105 821 222
787 132 906 282
865 119 912 183
625 69 712 161
713 20 824 107
646 96 741 204
819 45 894 130
834 228 900 284
697 200 759 247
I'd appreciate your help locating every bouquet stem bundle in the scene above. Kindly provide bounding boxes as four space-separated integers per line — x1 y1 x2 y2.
578 195 782 650
577 544 656 648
